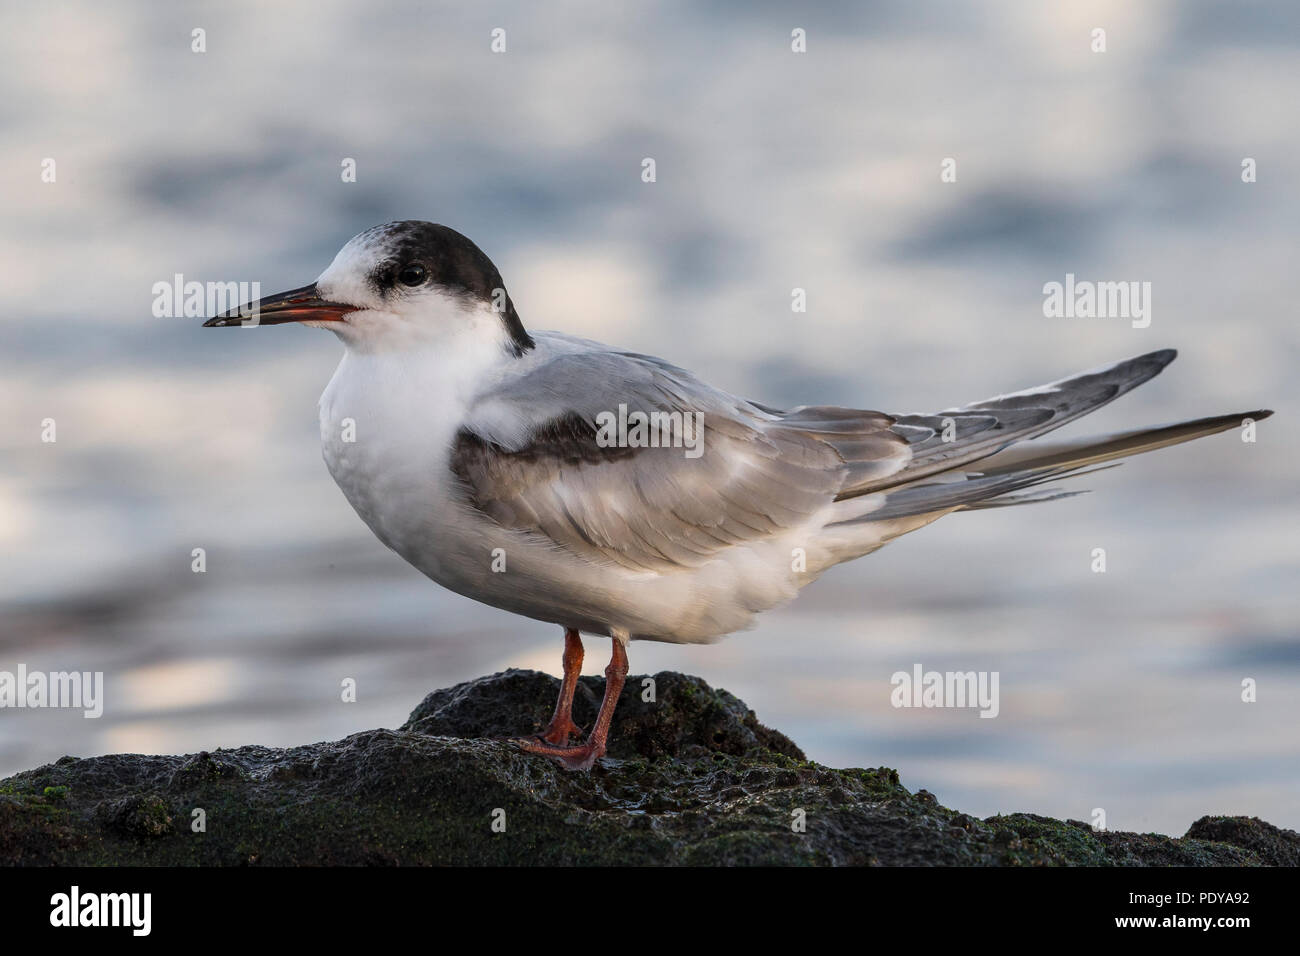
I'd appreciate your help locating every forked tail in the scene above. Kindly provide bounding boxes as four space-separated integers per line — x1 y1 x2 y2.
835 350 1272 523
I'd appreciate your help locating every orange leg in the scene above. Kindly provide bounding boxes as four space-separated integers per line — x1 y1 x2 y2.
536 628 585 745
516 636 628 771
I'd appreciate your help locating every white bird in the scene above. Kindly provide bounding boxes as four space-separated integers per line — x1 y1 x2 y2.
206 221 1272 770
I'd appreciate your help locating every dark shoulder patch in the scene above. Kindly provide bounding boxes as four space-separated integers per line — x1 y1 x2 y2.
450 414 636 495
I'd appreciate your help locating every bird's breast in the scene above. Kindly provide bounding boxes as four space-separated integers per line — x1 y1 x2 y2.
317 358 467 576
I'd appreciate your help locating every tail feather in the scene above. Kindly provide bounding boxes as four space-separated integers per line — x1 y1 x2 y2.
974 410 1273 477
963 488 1089 510
842 408 1272 523
843 463 1120 523
823 343 1271 526
842 348 1179 497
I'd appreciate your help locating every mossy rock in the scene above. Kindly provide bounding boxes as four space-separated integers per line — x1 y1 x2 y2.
0 670 1294 866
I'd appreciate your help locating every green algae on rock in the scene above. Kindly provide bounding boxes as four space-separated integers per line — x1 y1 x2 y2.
1 669 1295 866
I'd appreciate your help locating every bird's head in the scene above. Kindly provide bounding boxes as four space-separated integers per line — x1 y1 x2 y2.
204 221 535 357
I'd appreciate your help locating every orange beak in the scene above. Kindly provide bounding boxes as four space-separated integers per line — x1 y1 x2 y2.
203 283 356 327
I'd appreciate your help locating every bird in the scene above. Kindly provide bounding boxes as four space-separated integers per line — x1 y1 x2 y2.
205 220 1273 771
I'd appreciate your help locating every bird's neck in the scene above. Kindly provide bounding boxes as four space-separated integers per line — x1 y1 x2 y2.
324 321 519 450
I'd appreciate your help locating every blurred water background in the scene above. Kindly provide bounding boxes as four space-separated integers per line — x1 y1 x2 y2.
1 1 1297 835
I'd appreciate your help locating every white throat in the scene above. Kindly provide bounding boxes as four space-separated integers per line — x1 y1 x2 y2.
316 311 518 558
322 308 516 434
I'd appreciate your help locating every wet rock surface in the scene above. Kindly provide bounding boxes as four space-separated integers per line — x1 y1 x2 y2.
1 669 1295 866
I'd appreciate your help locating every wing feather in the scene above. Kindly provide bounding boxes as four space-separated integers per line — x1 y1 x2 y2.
449 349 907 572
449 344 1185 570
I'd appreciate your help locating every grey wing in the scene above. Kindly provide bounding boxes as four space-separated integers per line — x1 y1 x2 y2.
831 349 1189 522
451 350 911 573
830 350 1274 525
840 349 1180 498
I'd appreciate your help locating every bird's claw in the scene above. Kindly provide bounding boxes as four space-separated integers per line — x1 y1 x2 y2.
513 736 605 771
535 715 585 746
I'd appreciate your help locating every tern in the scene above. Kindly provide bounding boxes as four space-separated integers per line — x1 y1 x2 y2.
206 221 1272 770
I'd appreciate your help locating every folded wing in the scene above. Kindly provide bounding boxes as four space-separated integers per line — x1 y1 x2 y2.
450 350 907 572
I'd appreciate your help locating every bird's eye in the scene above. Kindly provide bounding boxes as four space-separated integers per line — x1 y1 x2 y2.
397 263 428 287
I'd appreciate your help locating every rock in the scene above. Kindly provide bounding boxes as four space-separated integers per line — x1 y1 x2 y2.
0 669 1295 866
1184 815 1300 867
402 668 805 761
